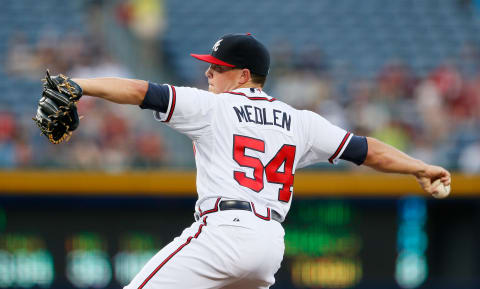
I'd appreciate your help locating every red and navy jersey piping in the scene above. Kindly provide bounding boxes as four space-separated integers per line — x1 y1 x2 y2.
137 216 208 289
163 85 176 123
199 197 221 217
328 132 352 164
227 91 276 102
251 202 271 221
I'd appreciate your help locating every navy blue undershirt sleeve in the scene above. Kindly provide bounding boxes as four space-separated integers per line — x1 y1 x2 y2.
339 135 368 165
139 82 170 113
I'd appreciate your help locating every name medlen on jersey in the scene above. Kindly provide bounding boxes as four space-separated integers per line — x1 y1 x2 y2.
233 105 292 131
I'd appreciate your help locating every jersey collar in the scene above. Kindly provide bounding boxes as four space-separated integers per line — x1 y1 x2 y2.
229 87 266 96
226 87 276 102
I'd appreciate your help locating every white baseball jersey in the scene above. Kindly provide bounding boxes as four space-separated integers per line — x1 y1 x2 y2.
153 86 352 220
125 85 353 289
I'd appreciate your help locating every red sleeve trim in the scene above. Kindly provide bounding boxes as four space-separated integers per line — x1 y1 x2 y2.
163 85 176 122
328 132 351 164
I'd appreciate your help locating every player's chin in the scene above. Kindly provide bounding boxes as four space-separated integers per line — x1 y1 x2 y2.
208 85 219 94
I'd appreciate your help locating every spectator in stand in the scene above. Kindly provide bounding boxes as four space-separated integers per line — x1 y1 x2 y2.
134 132 168 168
5 32 36 79
0 112 32 168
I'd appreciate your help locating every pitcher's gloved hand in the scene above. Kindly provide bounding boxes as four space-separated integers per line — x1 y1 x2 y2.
33 70 83 144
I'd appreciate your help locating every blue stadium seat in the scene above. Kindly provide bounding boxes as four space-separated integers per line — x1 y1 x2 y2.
162 0 480 80
1 0 480 116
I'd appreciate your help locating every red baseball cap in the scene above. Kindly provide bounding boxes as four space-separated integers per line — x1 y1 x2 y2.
191 33 270 76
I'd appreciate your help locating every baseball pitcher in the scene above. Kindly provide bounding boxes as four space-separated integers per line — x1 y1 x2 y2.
34 33 451 289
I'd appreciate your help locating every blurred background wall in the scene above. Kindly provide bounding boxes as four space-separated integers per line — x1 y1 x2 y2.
0 0 479 288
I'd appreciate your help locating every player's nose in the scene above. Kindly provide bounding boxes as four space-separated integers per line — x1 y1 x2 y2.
205 66 213 79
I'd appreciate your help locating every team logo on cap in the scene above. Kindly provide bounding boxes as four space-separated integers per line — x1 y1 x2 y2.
212 39 223 52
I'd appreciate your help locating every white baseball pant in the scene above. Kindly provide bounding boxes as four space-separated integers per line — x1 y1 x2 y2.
124 209 285 289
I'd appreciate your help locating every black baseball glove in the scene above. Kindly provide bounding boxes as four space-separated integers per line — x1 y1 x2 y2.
33 70 83 144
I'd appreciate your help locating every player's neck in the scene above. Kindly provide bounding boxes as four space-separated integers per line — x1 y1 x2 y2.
236 81 262 90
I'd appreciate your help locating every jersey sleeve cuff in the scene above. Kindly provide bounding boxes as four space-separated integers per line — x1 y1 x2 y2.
328 132 353 164
153 85 176 122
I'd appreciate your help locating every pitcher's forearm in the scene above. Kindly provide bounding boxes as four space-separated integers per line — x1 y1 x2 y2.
73 78 148 105
363 137 427 177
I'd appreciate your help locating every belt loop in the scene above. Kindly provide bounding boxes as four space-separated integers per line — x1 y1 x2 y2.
251 202 271 221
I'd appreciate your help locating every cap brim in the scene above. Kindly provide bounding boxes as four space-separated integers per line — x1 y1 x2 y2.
190 54 235 67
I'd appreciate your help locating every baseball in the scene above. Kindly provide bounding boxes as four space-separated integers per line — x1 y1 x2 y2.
431 179 451 199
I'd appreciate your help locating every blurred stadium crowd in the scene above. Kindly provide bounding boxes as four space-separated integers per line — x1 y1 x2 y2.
0 0 479 172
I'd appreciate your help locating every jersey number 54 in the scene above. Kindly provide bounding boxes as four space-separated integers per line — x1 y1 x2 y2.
233 135 296 203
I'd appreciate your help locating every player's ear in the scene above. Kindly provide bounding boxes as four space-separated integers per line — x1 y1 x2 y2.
239 68 251 85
